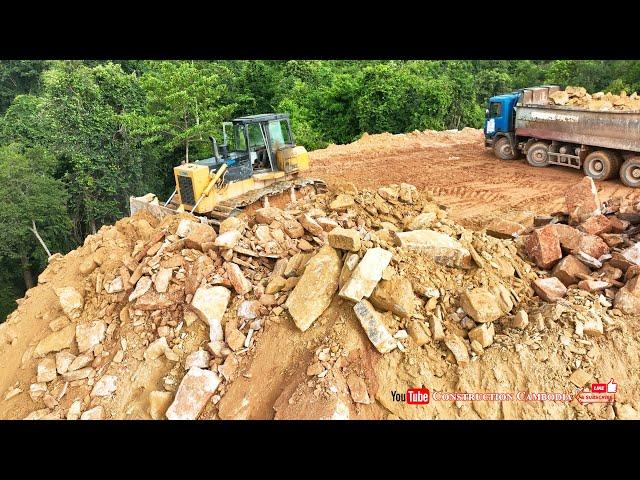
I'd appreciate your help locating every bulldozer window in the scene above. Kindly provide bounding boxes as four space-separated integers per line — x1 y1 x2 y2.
268 120 292 149
247 124 266 149
228 124 247 152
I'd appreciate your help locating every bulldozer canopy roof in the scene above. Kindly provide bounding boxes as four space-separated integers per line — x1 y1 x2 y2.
232 113 290 125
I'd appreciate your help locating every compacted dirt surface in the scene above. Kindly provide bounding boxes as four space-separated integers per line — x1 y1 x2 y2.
309 128 634 229
1 128 640 421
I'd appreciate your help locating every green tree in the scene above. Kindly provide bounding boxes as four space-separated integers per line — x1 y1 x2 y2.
0 144 71 290
125 61 235 162
0 60 48 114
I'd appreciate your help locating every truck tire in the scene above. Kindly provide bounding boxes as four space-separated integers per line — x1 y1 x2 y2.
526 142 549 167
583 150 619 181
619 157 640 188
493 137 518 160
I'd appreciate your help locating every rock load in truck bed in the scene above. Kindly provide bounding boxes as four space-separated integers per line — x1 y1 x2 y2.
1 180 639 420
549 85 640 112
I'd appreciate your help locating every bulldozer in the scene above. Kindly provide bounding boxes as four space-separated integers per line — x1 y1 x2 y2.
130 113 326 224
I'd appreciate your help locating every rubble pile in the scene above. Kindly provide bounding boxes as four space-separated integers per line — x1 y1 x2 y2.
549 85 640 111
1 178 639 420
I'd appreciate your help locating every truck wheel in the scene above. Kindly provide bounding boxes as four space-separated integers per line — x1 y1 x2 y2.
526 142 549 167
619 157 640 188
583 150 618 181
493 137 518 160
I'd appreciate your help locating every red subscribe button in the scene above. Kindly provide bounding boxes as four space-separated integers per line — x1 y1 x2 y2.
406 388 430 405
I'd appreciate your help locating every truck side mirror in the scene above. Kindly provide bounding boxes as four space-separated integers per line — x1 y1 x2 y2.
485 108 490 118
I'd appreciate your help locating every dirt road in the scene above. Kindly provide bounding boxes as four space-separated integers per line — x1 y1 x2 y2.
309 128 634 229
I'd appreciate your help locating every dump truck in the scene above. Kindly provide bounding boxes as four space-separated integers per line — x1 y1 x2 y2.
484 85 640 187
130 113 326 224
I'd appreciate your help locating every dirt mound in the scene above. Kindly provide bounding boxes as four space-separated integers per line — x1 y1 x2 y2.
1 180 639 420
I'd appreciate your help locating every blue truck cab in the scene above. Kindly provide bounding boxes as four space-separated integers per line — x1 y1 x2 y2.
483 92 520 148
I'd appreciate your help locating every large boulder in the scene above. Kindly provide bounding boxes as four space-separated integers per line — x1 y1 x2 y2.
353 300 397 354
339 247 393 302
328 227 361 252
285 245 341 331
166 367 221 420
525 225 562 269
566 176 601 225
460 288 503 323
191 285 231 341
55 287 84 319
369 277 415 318
393 230 471 268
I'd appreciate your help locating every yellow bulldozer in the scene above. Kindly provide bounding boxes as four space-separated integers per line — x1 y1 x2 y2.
130 113 326 223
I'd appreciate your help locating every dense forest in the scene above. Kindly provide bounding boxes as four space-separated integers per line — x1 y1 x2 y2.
1 59 639 321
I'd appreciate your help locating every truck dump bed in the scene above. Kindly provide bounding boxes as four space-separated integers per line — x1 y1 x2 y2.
515 87 640 153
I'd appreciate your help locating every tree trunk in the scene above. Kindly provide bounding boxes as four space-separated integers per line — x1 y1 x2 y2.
21 255 34 290
185 140 189 163
90 218 97 235
28 220 52 258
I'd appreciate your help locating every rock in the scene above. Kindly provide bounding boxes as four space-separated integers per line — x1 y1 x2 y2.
532 277 567 302
185 350 211 369
566 176 601 225
184 223 216 251
577 234 609 259
577 279 609 292
237 300 262 319
470 340 484 355
62 367 93 382
429 315 445 341
219 354 239 381
79 256 97 275
75 321 106 353
255 207 282 224
297 214 324 236
224 262 252 295
407 320 430 346
378 186 398 202
512 310 529 329
297 239 314 251
614 276 640 314
144 337 171 361
468 323 495 348
328 227 361 252
620 243 640 266
34 324 76 356
575 251 602 269
80 406 105 420
48 315 69 332
286 245 341 331
55 287 84 319
615 403 640 420
393 230 472 268
405 212 436 231
283 220 304 238
525 225 562 269
398 183 418 203
225 328 246 352
444 334 470 367
154 268 173 293
329 194 355 211
608 216 629 233
106 276 124 293
460 288 503 323
176 219 195 237
265 275 287 294
219 216 246 235
346 373 371 404
600 233 624 248
215 230 241 249
583 317 604 337
129 276 152 301
166 367 221 420
352 300 397 354
29 383 47 401
191 285 230 342
91 375 117 397
135 289 185 311
149 391 174 420
569 368 592 388
579 214 612 236
316 217 340 232
486 219 526 239
490 284 514 314
55 351 76 374
66 400 82 420
369 276 415 318
68 353 92 371
339 253 360 290
552 255 591 286
551 224 584 252
36 358 57 383
284 253 312 278
339 247 393 302
306 362 324 376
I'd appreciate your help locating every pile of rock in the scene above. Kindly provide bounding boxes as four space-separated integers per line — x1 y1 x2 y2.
523 176 640 320
549 86 640 112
